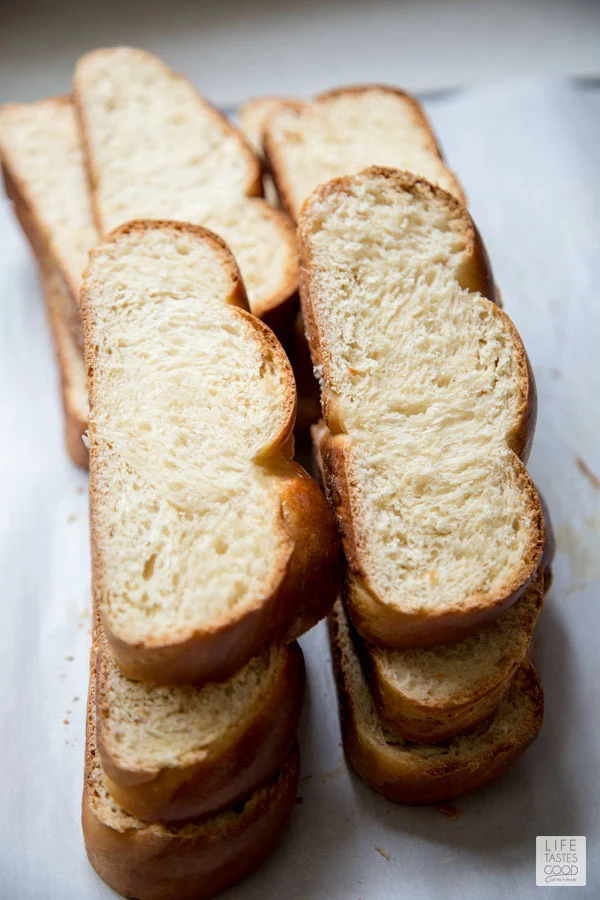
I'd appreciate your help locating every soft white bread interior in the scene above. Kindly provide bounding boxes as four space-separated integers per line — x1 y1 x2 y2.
82 220 339 685
329 600 544 804
74 48 299 324
264 86 465 221
0 97 98 307
299 168 543 649
95 616 305 822
83 668 300 900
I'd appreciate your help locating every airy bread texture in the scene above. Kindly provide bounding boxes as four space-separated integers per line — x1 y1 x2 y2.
300 169 544 648
82 220 339 685
84 669 300 900
329 600 544 804
95 616 304 822
0 97 98 309
74 48 299 327
264 86 465 221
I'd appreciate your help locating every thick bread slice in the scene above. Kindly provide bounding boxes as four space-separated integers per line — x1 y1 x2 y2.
312 420 544 742
95 615 305 822
82 220 339 685
0 158 89 466
83 670 300 900
0 97 98 320
299 168 543 649
329 600 544 804
264 86 465 222
238 96 288 207
40 260 89 468
74 48 299 330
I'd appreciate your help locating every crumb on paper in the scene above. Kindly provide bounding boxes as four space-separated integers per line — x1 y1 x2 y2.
435 803 461 820
73 696 80 702
67 513 76 523
576 457 600 490
299 774 313 783
63 719 69 726
295 796 303 805
320 762 346 784
440 856 453 864
65 655 74 662
375 846 390 862
76 485 84 494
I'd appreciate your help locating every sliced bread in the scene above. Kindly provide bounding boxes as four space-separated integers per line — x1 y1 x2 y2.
329 600 544 804
299 168 544 649
82 220 339 685
312 419 544 742
0 97 98 320
83 668 300 900
238 96 289 206
74 48 299 330
95 615 304 822
264 86 465 221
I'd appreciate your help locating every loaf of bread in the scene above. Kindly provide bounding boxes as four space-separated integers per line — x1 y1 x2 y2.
74 48 299 337
329 599 543 804
82 219 339 685
83 663 300 900
265 86 465 221
94 614 304 822
299 168 544 650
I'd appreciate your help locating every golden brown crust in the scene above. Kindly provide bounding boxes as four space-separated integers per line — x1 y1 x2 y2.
82 220 340 685
264 85 466 222
366 572 543 742
300 169 544 649
328 606 544 805
83 674 300 900
96 631 305 823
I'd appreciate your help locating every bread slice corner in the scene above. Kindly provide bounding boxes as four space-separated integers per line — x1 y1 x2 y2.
329 599 543 805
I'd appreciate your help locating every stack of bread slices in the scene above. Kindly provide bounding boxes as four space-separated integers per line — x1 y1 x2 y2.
252 87 554 804
0 49 342 900
1 52 554 898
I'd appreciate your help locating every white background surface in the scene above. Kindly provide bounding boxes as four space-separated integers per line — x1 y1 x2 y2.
1 0 600 105
1 8 599 898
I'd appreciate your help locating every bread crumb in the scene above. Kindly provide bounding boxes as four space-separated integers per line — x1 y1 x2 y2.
375 846 390 862
65 655 74 662
576 457 600 490
295 796 304 805
435 803 461 820
73 696 80 702
76 485 84 494
67 514 76 523
63 719 69 726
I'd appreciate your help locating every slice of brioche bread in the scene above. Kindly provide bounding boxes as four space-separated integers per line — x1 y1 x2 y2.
264 86 465 221
312 419 545 742
39 259 89 468
82 220 339 685
238 96 288 207
95 614 304 822
84 668 300 900
0 97 98 315
329 600 544 804
0 157 89 466
74 48 299 329
299 168 543 649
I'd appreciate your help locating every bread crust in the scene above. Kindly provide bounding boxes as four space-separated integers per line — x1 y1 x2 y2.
83 677 300 900
264 85 466 222
365 572 543 743
300 169 544 649
82 220 340 685
96 629 305 823
328 604 544 805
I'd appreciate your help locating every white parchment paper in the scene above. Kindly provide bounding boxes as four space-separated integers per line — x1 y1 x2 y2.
0 78 598 898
